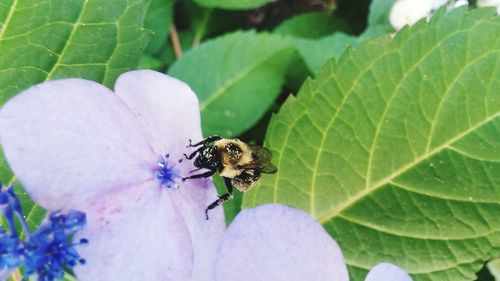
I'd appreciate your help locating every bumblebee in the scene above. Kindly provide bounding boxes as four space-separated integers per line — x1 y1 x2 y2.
182 135 277 219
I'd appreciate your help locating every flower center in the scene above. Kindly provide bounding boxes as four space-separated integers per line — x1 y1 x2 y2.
155 154 182 188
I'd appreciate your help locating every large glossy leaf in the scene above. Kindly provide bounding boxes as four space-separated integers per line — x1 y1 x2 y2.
287 33 357 74
368 0 396 27
144 0 174 55
185 1 246 45
169 31 294 137
273 12 355 75
193 0 273 10
274 12 350 39
0 0 151 102
244 8 500 281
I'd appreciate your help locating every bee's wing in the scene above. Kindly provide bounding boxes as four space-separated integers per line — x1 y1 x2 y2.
248 145 278 174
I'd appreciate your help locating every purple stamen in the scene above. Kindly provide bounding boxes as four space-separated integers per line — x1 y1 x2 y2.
156 154 182 188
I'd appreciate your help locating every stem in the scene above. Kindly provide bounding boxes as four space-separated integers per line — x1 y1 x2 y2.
192 9 213 47
7 176 16 186
169 25 183 59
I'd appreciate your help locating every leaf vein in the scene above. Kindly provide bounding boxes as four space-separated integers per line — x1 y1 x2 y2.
338 213 492 240
390 180 499 204
45 0 87 80
319 113 499 223
366 21 486 188
199 45 290 111
0 0 18 40
425 52 497 154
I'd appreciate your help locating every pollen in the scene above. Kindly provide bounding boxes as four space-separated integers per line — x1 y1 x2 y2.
156 154 182 188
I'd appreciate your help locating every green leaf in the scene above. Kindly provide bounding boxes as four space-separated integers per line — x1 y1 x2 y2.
13 181 46 236
359 23 394 40
184 1 246 46
244 8 500 281
274 12 351 39
0 0 152 103
368 0 396 26
137 53 164 71
61 273 78 281
169 31 294 137
281 52 311 92
290 33 357 74
186 2 214 46
273 12 354 81
159 29 195 67
144 0 174 55
0 0 151 236
192 0 273 10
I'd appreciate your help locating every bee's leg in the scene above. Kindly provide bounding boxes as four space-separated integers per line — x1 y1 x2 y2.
182 170 215 181
189 167 203 173
205 194 233 220
183 145 206 160
205 177 234 220
222 177 234 194
187 135 222 147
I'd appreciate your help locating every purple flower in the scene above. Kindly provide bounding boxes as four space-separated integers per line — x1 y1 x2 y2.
0 70 225 280
0 70 411 281
216 204 412 281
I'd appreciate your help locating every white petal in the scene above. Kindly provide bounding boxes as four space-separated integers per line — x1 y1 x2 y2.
364 263 413 281
74 182 194 281
389 0 432 30
114 70 226 280
171 179 225 281
0 79 156 209
430 0 448 9
114 70 203 165
216 204 349 281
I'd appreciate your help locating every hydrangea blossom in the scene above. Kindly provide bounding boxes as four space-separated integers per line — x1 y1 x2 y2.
0 70 226 280
216 204 413 281
389 0 469 30
389 0 433 30
0 70 412 280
